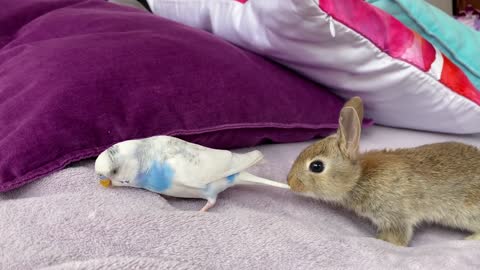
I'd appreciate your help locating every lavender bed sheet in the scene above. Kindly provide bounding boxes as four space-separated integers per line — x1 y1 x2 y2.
1 125 480 269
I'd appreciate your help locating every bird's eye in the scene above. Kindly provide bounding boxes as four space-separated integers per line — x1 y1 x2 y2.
309 160 324 173
111 168 118 175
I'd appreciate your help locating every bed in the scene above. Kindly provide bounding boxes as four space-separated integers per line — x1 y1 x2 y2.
1 125 480 269
1 0 480 269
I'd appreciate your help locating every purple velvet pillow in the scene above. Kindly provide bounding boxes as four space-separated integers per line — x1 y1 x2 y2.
0 0 360 192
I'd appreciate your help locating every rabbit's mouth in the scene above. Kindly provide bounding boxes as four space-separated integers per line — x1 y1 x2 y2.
287 176 306 193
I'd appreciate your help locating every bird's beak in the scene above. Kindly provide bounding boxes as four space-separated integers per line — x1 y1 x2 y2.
99 178 112 188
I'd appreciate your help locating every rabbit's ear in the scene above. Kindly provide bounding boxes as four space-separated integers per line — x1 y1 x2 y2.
337 97 363 159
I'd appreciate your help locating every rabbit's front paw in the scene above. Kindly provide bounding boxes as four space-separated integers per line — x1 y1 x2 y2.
465 233 480 241
377 225 413 247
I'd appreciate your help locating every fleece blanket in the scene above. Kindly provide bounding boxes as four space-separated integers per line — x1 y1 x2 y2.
1 126 480 269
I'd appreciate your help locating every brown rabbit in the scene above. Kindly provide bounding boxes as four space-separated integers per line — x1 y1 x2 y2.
287 96 480 246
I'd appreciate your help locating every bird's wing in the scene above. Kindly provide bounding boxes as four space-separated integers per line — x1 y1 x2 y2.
167 147 264 189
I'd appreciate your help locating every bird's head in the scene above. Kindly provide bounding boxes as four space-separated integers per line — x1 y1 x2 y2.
95 140 141 188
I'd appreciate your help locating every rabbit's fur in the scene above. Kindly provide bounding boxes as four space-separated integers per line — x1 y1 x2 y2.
287 97 480 246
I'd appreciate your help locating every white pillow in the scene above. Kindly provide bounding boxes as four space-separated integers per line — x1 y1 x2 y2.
147 0 480 134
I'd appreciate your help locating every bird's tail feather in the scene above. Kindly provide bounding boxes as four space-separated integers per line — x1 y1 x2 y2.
235 172 290 189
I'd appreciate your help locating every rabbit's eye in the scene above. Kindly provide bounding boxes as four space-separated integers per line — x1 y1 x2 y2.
111 168 118 175
309 160 324 173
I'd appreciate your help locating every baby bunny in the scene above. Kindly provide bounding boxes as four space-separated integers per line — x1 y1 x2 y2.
287 97 480 246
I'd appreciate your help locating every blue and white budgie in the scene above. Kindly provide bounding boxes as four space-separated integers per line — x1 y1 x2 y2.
94 135 289 211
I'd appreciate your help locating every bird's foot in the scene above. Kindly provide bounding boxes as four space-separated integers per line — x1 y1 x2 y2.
199 200 215 212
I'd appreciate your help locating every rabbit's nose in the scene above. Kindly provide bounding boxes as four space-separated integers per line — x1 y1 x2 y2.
286 173 294 185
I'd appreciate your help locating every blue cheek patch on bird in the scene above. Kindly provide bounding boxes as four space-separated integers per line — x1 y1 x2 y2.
137 162 175 192
226 173 239 184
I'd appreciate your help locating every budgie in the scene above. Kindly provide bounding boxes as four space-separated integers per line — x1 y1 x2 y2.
94 135 289 211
